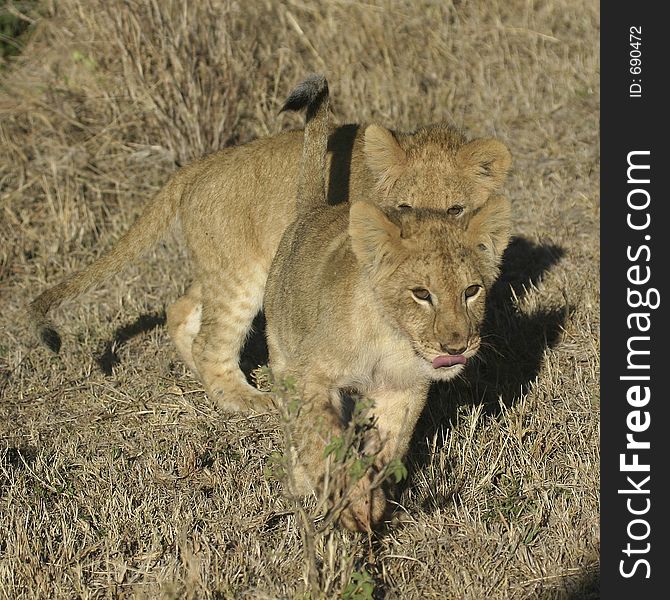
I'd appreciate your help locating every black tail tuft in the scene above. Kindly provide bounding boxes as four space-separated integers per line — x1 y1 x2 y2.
280 74 328 114
39 326 62 353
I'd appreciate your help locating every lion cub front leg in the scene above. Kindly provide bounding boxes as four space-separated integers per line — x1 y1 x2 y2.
328 385 428 530
369 383 431 470
290 376 387 531
191 276 273 412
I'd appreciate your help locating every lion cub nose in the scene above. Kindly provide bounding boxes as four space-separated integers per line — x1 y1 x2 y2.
440 342 467 355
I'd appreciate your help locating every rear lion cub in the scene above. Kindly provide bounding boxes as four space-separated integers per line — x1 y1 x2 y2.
264 76 512 530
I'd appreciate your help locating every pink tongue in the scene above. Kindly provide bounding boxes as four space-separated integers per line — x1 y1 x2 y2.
432 355 467 369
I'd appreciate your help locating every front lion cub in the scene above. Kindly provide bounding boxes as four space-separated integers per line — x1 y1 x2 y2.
264 76 512 531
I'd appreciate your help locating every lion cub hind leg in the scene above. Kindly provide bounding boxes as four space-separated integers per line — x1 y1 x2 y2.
191 269 274 413
166 283 203 374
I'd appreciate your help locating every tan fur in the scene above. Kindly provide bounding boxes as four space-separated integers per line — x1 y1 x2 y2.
28 80 511 412
265 78 512 530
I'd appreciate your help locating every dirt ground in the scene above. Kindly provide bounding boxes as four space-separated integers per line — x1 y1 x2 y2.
0 1 599 598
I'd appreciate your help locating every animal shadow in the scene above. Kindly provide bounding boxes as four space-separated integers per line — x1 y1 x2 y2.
240 311 269 383
96 313 166 375
95 307 268 382
564 566 599 599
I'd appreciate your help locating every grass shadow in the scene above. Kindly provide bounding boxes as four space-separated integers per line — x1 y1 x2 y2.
96 312 166 375
0 446 37 497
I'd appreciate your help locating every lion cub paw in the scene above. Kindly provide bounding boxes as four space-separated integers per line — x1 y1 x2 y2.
208 383 275 413
337 476 387 532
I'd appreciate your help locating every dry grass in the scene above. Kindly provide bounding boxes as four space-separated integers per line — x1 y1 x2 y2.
0 0 599 598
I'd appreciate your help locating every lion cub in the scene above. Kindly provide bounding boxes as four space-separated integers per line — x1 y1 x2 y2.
265 76 512 530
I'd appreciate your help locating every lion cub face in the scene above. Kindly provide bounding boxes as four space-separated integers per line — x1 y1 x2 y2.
349 195 511 381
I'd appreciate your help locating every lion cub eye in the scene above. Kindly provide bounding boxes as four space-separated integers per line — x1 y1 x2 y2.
411 287 432 303
397 203 412 210
447 205 464 216
464 284 482 300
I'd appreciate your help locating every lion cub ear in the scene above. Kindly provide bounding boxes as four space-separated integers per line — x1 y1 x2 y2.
364 124 407 191
466 194 512 266
456 139 512 194
349 201 402 270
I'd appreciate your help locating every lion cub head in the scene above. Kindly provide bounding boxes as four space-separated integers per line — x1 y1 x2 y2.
364 123 512 217
349 194 511 380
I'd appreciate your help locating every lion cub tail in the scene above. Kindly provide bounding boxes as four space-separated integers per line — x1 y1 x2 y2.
280 74 330 210
28 174 184 353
